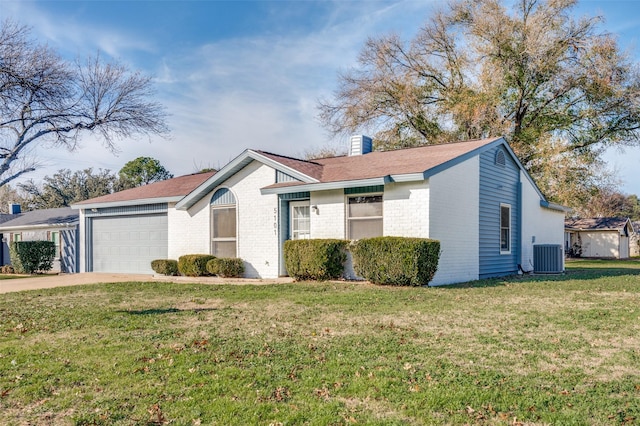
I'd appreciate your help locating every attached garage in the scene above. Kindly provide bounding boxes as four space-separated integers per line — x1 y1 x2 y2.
91 214 167 273
73 172 216 274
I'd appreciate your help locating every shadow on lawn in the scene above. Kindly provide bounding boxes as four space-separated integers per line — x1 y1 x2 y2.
119 308 218 315
438 265 640 290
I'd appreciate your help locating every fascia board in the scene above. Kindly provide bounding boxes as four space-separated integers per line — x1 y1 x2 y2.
0 222 78 231
261 177 388 195
422 139 502 180
71 196 181 210
388 173 426 183
540 200 572 213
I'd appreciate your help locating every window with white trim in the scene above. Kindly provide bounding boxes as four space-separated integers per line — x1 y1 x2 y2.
11 233 21 242
211 189 237 258
347 195 383 240
49 231 60 259
500 203 511 254
290 201 310 240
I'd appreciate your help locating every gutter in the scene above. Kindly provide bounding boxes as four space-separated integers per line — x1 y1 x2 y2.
0 222 78 231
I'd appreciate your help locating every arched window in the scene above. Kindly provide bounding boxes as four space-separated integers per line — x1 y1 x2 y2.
211 188 237 258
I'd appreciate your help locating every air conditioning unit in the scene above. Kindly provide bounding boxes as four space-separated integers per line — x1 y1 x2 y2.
533 244 563 274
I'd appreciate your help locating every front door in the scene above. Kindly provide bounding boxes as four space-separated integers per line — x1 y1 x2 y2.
290 201 310 240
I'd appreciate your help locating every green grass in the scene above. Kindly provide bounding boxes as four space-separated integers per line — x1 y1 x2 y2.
0 274 40 280
1 264 639 425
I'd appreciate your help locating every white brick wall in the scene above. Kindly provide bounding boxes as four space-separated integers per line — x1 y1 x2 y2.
168 199 210 257
310 189 346 239
520 171 565 270
429 157 480 285
169 160 280 278
383 181 430 238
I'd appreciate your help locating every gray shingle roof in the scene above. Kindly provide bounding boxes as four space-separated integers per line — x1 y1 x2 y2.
0 207 78 229
565 217 632 231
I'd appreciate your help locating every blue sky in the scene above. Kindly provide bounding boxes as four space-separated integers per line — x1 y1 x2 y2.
1 0 639 196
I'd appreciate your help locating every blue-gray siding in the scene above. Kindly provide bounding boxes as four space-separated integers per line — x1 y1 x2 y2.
276 170 300 183
479 146 520 278
211 188 236 205
84 203 168 218
60 228 79 273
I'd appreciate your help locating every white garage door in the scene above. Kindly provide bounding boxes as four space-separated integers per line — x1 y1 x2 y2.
92 214 168 273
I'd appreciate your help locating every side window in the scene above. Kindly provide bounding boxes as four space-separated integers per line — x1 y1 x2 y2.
211 188 237 258
50 231 60 258
347 195 383 240
500 204 511 254
11 233 21 242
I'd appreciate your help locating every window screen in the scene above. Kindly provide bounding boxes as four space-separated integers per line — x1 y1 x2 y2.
347 195 383 240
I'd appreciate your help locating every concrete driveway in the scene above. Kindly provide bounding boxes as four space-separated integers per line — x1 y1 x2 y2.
0 273 155 294
0 273 294 294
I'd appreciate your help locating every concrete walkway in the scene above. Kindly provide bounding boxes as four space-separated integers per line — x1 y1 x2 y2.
0 273 294 294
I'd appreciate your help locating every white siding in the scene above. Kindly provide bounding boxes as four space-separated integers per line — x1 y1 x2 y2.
309 190 345 239
520 171 566 270
169 161 280 278
383 181 429 238
429 157 480 285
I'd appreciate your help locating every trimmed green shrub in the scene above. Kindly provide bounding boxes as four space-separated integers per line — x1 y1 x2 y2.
151 259 179 276
351 237 440 286
206 258 245 278
178 254 216 277
284 239 348 281
9 241 56 274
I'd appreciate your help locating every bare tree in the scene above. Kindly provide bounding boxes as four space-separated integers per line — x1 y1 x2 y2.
0 20 168 187
318 0 640 207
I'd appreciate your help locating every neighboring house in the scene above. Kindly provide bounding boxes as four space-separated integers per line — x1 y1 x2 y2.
0 206 80 272
632 221 640 257
73 136 567 284
564 217 635 259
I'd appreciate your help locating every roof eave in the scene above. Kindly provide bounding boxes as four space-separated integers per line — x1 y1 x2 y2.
72 196 182 210
261 177 389 195
0 221 78 231
540 200 571 213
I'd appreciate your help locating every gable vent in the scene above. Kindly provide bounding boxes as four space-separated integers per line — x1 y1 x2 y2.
495 149 506 167
349 135 372 156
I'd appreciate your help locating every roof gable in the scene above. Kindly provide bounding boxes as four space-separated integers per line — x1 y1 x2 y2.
175 150 323 210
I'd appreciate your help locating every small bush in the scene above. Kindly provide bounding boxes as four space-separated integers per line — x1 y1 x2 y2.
351 237 440 286
151 259 179 276
9 241 56 274
178 254 216 277
0 265 14 274
206 258 245 278
284 239 348 281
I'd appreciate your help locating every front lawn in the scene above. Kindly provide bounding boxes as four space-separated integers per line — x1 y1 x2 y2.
0 265 638 425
